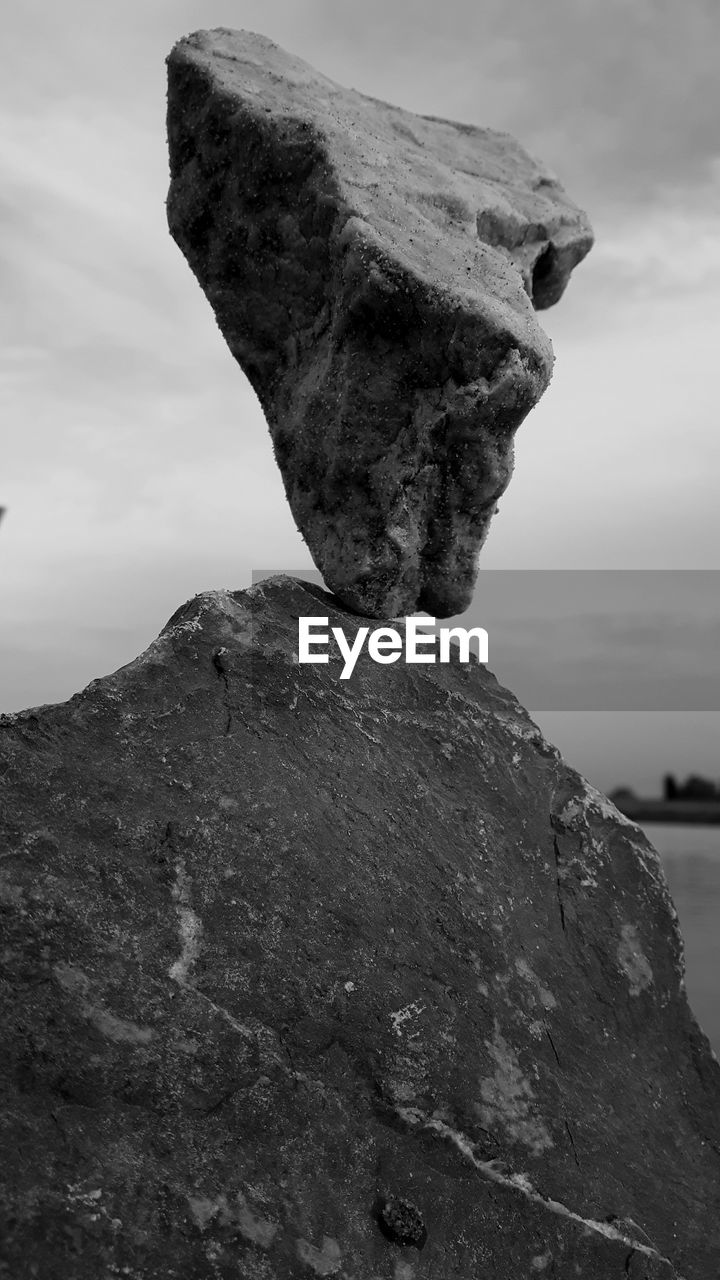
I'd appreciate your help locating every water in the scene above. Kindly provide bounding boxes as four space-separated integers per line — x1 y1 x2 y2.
642 823 720 1050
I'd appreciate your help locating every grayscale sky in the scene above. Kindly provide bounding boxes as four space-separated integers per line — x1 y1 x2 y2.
1 0 719 790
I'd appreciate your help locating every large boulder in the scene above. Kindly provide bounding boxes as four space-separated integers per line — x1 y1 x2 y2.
166 31 593 617
1 576 717 1278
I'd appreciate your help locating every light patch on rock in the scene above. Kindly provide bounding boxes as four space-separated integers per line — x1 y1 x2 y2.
625 832 681 911
387 1077 419 1104
390 1001 426 1038
531 1249 552 1270
557 785 682 962
187 1193 225 1231
53 963 154 1045
578 780 642 831
84 1006 154 1046
514 958 557 1010
174 1035 199 1054
394 1262 415 1280
187 1191 278 1248
556 797 586 829
235 1192 279 1248
296 1235 342 1275
477 1021 553 1156
617 924 653 996
168 858 203 984
579 870 600 889
492 712 560 756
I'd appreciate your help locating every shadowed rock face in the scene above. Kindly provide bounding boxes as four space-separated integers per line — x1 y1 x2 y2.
166 31 593 617
1 576 718 1278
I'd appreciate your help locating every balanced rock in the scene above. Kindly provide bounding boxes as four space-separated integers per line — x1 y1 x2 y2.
1 575 718 1278
166 31 593 617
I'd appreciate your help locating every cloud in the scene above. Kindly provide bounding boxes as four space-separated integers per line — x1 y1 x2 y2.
537 710 720 795
585 163 720 303
447 572 720 710
5 0 718 208
293 0 720 210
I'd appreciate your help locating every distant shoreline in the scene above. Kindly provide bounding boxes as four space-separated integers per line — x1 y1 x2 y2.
613 799 720 826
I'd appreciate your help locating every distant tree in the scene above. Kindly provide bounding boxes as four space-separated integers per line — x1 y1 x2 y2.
678 774 718 801
663 773 678 801
609 787 637 808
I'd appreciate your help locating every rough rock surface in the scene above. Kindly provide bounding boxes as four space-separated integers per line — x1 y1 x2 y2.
166 31 593 617
1 576 718 1278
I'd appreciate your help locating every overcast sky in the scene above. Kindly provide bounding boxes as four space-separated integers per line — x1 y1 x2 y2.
1 0 719 790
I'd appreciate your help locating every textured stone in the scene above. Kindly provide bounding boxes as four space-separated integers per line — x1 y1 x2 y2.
166 31 593 617
1 575 718 1278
